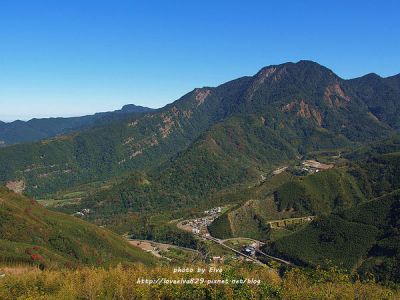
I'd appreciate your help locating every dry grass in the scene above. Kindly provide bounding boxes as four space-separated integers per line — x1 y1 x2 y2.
0 264 398 300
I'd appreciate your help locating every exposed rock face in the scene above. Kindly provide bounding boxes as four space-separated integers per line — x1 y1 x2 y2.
5 180 25 194
367 112 380 123
183 110 193 118
297 100 312 118
324 83 351 107
311 109 323 126
159 115 175 138
130 150 143 159
255 67 277 85
247 66 287 101
123 136 135 145
282 101 297 112
195 89 211 106
150 136 159 146
283 100 323 126
171 106 179 116
128 120 139 127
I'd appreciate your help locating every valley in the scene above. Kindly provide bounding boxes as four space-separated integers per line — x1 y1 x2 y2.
1 61 400 297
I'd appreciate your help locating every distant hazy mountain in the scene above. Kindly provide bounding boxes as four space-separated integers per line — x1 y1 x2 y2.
0 104 153 145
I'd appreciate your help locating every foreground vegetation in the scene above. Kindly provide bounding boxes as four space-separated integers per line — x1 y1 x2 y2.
0 264 398 299
0 188 156 268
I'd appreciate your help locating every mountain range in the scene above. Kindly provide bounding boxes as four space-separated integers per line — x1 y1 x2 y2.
0 61 399 198
0 104 153 145
1 60 400 283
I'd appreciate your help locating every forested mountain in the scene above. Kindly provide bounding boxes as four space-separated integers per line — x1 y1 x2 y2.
269 189 400 283
73 114 298 218
1 61 399 200
0 104 153 145
348 73 400 130
0 187 156 268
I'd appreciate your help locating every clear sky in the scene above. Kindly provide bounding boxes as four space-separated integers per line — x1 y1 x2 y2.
0 0 399 121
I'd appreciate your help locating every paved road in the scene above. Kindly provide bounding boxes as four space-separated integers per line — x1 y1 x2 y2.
255 249 292 265
205 235 292 266
204 236 266 266
222 237 265 246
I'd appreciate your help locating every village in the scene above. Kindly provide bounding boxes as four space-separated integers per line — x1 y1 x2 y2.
178 206 222 237
176 207 290 265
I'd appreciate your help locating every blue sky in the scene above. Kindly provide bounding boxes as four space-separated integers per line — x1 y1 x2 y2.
0 0 399 121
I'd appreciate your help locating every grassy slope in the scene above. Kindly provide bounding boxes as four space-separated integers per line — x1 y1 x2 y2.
0 187 156 268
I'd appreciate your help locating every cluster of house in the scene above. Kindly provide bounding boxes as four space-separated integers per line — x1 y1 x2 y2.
181 207 222 236
74 208 90 217
204 207 222 215
300 159 334 174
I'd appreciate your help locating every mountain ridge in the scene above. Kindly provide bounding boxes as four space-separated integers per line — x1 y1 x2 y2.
0 104 154 145
0 60 399 198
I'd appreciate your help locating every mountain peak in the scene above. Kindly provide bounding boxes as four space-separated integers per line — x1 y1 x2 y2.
360 73 382 80
256 60 336 80
120 104 154 113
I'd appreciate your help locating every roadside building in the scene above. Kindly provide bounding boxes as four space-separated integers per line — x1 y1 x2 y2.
243 246 256 256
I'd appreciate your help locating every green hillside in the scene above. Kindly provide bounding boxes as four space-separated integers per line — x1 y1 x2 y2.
0 187 156 268
269 191 400 282
65 115 298 219
208 166 367 240
263 144 400 283
208 172 295 240
274 168 366 215
349 73 400 130
209 137 400 240
271 214 379 269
